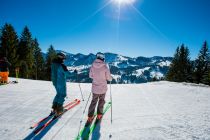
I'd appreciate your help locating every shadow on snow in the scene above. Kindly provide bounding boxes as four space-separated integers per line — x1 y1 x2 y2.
23 115 59 140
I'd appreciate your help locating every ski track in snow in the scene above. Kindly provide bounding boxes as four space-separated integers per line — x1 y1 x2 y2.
0 78 210 140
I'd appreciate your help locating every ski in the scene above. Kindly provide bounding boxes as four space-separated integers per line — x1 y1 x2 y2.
0 81 18 85
85 102 111 139
30 99 79 129
76 101 111 140
33 99 80 135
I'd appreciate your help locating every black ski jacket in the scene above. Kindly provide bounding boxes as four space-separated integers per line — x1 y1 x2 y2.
0 58 11 72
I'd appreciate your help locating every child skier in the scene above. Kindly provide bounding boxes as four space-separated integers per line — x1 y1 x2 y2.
86 52 112 125
51 52 72 116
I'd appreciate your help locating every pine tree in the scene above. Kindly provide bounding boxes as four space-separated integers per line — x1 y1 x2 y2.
32 38 45 80
201 41 210 85
0 23 19 76
0 27 2 55
0 28 2 50
193 41 210 84
166 44 192 82
202 66 210 85
207 60 210 85
18 26 34 78
166 47 180 81
179 45 193 82
45 45 57 81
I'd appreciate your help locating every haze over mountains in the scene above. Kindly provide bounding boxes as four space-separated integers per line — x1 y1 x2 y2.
50 51 173 83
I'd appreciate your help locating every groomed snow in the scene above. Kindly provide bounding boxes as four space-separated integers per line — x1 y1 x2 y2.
0 78 210 140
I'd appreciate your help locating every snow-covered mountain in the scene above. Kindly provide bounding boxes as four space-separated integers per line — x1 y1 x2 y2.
60 52 173 83
0 78 210 140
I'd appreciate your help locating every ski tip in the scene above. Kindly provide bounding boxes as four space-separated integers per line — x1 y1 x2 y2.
29 126 33 129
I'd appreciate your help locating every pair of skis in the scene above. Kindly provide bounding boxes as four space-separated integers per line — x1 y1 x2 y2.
30 99 80 135
0 81 18 85
76 101 112 140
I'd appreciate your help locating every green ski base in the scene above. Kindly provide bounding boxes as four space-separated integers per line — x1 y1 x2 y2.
76 101 111 140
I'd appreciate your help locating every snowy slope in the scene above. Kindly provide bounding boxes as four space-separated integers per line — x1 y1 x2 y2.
0 78 210 140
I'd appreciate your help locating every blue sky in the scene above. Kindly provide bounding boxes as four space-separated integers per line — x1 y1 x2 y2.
0 0 210 59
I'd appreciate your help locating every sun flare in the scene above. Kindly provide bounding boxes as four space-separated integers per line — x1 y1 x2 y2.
113 0 136 5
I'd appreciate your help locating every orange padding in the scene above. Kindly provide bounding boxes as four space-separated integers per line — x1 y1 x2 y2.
0 72 9 83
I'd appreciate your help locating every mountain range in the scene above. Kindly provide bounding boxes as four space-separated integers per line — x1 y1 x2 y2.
56 51 173 83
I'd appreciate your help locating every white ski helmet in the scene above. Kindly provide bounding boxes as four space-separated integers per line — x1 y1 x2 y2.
96 52 105 61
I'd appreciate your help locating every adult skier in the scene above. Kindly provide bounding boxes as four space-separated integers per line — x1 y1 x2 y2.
51 52 73 116
86 52 112 124
0 56 11 84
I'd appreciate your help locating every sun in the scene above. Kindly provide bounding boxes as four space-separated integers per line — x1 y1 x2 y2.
112 0 136 5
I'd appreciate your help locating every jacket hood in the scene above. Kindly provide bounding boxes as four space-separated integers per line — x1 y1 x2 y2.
92 59 105 69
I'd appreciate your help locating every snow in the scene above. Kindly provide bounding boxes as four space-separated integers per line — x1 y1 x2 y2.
117 55 128 61
68 65 91 73
150 71 164 79
112 62 119 67
135 67 151 76
111 74 121 82
0 78 210 140
158 60 171 67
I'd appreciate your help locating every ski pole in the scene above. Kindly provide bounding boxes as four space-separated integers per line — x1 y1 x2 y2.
75 70 84 101
110 80 112 123
76 92 92 138
78 83 84 101
109 80 113 139
83 92 91 114
108 63 113 124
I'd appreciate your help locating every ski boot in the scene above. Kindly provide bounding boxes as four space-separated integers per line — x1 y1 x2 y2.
95 114 103 124
85 116 94 127
51 103 58 115
55 104 64 117
97 114 103 120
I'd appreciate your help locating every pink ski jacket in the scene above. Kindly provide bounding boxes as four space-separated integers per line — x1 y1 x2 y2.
89 59 112 94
